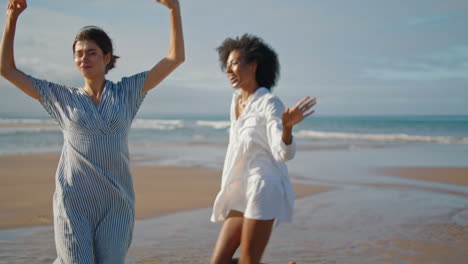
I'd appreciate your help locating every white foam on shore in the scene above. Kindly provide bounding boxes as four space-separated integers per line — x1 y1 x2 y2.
296 130 468 144
0 126 60 134
131 119 185 130
196 120 230 129
0 118 56 125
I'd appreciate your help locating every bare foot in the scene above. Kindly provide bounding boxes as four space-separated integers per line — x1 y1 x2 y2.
288 261 297 264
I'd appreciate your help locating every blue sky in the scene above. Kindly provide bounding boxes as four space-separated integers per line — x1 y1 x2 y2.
0 0 467 117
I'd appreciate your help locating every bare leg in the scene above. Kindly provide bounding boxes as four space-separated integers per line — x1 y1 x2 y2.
238 217 275 264
212 213 293 264
211 210 244 264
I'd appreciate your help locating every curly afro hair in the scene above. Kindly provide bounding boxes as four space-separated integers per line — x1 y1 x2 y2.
217 34 280 90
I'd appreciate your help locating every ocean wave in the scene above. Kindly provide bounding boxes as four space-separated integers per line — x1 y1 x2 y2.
0 118 59 134
0 126 60 134
0 118 56 125
295 130 468 144
131 119 185 130
196 120 230 129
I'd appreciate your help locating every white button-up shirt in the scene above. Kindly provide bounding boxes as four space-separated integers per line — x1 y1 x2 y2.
211 87 296 226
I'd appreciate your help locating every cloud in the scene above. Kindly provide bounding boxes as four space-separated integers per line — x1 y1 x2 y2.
8 7 103 83
16 57 81 85
406 9 467 26
1 0 467 116
361 46 468 81
362 63 468 81
407 15 450 25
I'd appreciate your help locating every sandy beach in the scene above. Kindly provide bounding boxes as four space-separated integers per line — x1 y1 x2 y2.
375 167 468 186
1 152 467 264
368 167 468 198
0 153 333 229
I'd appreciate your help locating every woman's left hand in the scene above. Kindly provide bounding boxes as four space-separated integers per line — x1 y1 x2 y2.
282 96 316 128
155 0 179 10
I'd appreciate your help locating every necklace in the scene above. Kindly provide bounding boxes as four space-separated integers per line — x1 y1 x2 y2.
238 97 247 108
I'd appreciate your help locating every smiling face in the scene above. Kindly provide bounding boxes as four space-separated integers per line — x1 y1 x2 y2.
74 40 110 79
225 50 258 89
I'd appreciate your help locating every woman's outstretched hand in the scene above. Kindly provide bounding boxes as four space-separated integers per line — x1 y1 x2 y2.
282 96 316 128
155 0 179 10
6 0 27 18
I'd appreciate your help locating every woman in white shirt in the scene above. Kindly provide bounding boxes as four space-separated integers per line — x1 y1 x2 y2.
210 34 316 264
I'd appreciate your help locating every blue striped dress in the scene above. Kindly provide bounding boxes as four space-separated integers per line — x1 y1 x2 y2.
28 71 148 264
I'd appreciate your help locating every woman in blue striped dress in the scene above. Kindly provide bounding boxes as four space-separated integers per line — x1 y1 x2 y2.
0 0 184 263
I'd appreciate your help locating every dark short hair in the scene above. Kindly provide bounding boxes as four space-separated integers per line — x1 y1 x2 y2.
72 26 119 74
217 34 280 89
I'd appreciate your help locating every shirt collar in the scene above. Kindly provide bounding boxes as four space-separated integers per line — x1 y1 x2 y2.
234 87 270 104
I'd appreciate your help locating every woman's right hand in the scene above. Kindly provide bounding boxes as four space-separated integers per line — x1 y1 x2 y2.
155 0 180 11
1 0 39 101
6 0 27 18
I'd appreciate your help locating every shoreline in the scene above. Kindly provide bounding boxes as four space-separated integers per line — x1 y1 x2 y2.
370 167 468 198
374 167 468 187
2 154 468 263
0 153 333 230
2 153 467 230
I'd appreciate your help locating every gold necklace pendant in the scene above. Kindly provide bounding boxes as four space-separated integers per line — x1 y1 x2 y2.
238 97 247 108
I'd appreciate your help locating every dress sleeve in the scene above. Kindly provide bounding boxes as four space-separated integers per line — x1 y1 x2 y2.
119 71 149 120
265 97 296 162
28 75 67 127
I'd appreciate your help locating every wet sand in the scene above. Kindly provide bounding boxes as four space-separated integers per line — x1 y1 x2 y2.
375 167 468 186
1 154 468 263
0 153 333 229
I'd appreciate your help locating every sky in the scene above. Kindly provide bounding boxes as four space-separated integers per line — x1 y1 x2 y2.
0 0 467 117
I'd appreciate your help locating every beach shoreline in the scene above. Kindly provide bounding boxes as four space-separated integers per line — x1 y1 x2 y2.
1 153 468 263
0 153 334 230
374 167 468 187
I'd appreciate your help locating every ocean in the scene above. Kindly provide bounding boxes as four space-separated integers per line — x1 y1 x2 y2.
1 114 467 156
1 114 468 263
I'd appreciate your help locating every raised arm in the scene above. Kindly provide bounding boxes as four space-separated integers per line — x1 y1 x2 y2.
0 0 39 100
142 0 185 94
